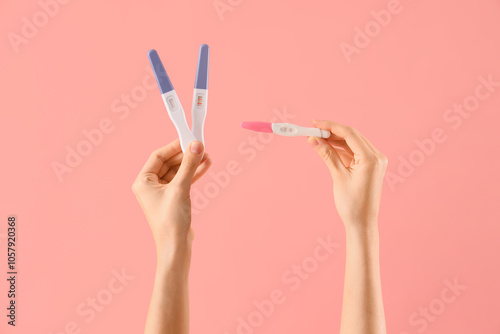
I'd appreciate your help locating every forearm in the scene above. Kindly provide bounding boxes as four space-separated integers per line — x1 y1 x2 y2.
340 225 386 334
145 240 192 334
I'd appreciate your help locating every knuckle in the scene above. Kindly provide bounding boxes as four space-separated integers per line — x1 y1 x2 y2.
143 173 157 183
132 173 157 192
131 179 142 194
366 154 388 169
151 150 165 163
379 154 389 166
365 156 379 166
184 156 201 170
185 158 196 168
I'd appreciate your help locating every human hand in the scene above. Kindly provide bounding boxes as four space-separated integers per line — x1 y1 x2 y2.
307 120 388 231
132 139 211 261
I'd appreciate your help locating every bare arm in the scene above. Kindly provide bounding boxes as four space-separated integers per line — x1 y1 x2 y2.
308 120 387 334
144 238 192 334
341 226 385 334
133 139 211 334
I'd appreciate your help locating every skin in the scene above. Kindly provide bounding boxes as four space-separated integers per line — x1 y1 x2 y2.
133 120 387 334
307 119 387 334
132 139 211 334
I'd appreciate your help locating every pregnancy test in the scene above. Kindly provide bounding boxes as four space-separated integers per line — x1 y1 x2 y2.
191 44 209 144
148 49 196 152
241 122 331 138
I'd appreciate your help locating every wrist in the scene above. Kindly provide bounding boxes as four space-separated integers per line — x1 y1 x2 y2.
156 244 191 279
155 230 194 273
343 215 379 231
345 223 380 244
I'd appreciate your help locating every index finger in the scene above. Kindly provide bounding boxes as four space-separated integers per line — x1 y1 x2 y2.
139 139 182 176
312 120 374 158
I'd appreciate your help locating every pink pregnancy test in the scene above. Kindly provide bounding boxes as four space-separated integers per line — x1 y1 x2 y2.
241 122 331 138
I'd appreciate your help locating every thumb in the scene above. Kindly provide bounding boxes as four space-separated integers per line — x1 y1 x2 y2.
308 137 346 178
173 141 204 187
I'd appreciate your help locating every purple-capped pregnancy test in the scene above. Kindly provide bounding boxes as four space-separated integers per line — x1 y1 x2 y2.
148 45 210 153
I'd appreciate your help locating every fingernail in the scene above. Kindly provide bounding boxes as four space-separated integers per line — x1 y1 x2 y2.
190 141 203 154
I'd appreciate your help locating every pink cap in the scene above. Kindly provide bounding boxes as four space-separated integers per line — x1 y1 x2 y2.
240 121 273 133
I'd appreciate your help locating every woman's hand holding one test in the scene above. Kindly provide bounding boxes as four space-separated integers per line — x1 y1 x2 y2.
308 119 388 230
133 139 211 334
308 119 388 334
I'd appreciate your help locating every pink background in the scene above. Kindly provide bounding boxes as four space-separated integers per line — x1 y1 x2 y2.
1 0 500 333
